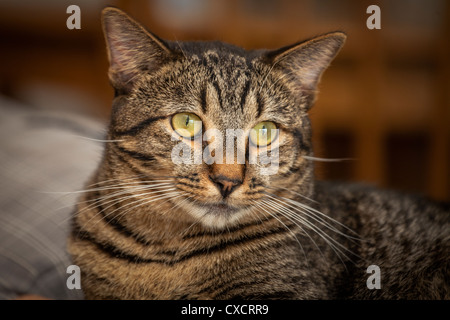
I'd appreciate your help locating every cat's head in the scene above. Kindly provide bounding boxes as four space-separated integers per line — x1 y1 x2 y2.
101 7 345 229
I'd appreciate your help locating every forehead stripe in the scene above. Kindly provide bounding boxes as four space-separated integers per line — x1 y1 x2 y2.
240 79 251 112
212 80 223 110
256 92 264 119
200 86 207 113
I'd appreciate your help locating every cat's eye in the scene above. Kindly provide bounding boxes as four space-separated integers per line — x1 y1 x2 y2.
249 121 278 147
171 113 202 138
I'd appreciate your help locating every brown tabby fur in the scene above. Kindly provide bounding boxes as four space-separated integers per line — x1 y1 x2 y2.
68 7 449 299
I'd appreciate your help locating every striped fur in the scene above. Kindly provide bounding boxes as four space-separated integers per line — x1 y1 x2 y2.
68 8 449 299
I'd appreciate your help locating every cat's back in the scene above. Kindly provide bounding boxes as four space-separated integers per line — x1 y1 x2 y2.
314 181 450 299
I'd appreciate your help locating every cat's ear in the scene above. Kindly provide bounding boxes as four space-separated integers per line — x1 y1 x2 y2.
101 7 173 95
266 32 346 108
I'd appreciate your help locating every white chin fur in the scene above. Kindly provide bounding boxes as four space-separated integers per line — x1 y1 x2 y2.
182 200 248 229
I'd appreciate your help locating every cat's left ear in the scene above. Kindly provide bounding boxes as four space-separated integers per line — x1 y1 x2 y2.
266 32 346 108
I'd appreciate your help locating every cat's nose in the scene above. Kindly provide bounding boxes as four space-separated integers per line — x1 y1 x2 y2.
209 163 244 198
210 175 243 199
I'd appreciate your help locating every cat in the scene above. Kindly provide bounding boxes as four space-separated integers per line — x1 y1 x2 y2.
68 7 450 299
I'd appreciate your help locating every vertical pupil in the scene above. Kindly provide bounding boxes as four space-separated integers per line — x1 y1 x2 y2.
185 115 190 127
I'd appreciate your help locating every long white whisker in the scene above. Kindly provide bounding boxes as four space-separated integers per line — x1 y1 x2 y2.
265 193 361 242
262 197 360 265
265 191 360 238
61 184 174 220
302 156 355 162
57 183 172 222
261 198 349 267
162 193 192 216
115 193 185 222
90 191 181 230
251 200 307 262
179 197 205 237
257 199 318 264
43 180 173 195
81 188 177 230
84 174 149 188
70 135 125 143
265 186 318 204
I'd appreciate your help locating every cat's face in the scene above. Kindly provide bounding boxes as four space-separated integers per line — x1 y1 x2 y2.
102 8 345 229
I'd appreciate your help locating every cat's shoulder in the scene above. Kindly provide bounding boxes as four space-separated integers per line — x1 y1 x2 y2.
314 180 450 222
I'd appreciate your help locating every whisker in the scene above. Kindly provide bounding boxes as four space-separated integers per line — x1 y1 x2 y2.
115 193 185 222
84 174 178 188
265 186 318 204
43 180 173 195
84 174 148 188
179 197 206 237
265 196 361 253
251 200 307 262
76 184 175 216
264 193 361 243
70 135 125 143
55 182 176 224
261 198 349 267
264 191 361 238
79 188 177 230
88 191 181 230
257 199 317 264
302 156 356 162
57 184 170 222
265 196 361 265
163 193 192 216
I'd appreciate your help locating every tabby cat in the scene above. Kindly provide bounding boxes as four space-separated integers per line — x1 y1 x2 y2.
68 7 449 299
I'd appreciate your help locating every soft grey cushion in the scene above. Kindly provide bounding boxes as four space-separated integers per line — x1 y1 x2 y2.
0 96 106 299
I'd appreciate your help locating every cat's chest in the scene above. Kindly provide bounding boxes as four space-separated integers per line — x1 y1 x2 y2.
108 239 306 299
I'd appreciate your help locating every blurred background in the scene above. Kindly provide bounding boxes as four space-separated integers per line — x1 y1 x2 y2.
1 0 449 202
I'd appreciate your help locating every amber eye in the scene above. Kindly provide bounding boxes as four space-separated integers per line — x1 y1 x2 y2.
171 113 202 138
249 121 278 147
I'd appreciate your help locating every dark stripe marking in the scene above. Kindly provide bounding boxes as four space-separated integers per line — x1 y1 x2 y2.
281 161 307 177
72 223 292 265
112 150 148 179
199 257 286 296
256 91 264 118
178 175 200 183
229 291 297 300
114 143 156 163
176 181 205 189
72 228 149 263
113 116 166 137
200 86 207 113
212 81 223 110
240 80 251 112
86 190 162 246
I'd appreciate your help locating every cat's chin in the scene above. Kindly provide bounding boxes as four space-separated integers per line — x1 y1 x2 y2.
182 200 250 229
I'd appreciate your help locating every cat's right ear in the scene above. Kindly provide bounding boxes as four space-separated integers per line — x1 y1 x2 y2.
264 32 346 109
101 7 173 95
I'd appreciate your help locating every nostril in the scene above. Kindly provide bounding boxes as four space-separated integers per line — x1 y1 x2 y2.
210 175 242 198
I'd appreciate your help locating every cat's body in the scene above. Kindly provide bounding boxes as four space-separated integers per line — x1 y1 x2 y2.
68 8 449 299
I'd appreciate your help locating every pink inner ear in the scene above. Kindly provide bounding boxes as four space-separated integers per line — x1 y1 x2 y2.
299 69 321 90
109 35 141 70
108 40 140 88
